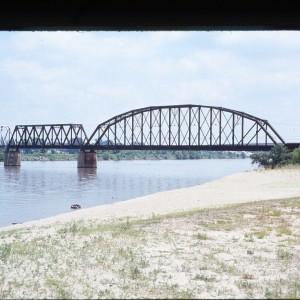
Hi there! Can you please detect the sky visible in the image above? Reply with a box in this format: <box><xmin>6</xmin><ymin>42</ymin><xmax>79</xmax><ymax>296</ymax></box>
<box><xmin>0</xmin><ymin>31</ymin><xmax>300</xmax><ymax>142</ymax></box>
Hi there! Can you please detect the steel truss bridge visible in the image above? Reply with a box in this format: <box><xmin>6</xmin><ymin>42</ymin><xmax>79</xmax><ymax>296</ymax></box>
<box><xmin>2</xmin><ymin>105</ymin><xmax>300</xmax><ymax>152</ymax></box>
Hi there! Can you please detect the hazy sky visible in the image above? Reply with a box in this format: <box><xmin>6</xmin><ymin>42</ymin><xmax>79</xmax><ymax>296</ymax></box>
<box><xmin>1</xmin><ymin>31</ymin><xmax>300</xmax><ymax>142</ymax></box>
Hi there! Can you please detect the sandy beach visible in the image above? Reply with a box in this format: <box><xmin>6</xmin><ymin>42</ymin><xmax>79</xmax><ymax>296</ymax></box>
<box><xmin>2</xmin><ymin>167</ymin><xmax>300</xmax><ymax>231</ymax></box>
<box><xmin>1</xmin><ymin>167</ymin><xmax>300</xmax><ymax>299</ymax></box>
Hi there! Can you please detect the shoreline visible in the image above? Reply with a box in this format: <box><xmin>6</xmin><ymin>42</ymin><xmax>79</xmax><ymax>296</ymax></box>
<box><xmin>2</xmin><ymin>167</ymin><xmax>300</xmax><ymax>232</ymax></box>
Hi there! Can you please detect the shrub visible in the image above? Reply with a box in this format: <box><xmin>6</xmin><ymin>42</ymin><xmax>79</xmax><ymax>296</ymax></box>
<box><xmin>250</xmin><ymin>144</ymin><xmax>292</xmax><ymax>168</ymax></box>
<box><xmin>291</xmin><ymin>146</ymin><xmax>300</xmax><ymax>164</ymax></box>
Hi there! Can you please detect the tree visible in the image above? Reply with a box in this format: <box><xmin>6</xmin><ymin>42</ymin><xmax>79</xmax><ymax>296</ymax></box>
<box><xmin>250</xmin><ymin>152</ymin><xmax>271</xmax><ymax>168</ymax></box>
<box><xmin>292</xmin><ymin>146</ymin><xmax>300</xmax><ymax>164</ymax></box>
<box><xmin>175</xmin><ymin>151</ymin><xmax>183</xmax><ymax>159</ymax></box>
<box><xmin>268</xmin><ymin>144</ymin><xmax>292</xmax><ymax>167</ymax></box>
<box><xmin>102</xmin><ymin>152</ymin><xmax>110</xmax><ymax>160</ymax></box>
<box><xmin>250</xmin><ymin>145</ymin><xmax>292</xmax><ymax>168</ymax></box>
<box><xmin>241</xmin><ymin>152</ymin><xmax>246</xmax><ymax>159</ymax></box>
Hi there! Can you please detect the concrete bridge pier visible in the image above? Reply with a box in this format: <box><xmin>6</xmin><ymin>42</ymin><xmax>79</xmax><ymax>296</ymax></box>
<box><xmin>77</xmin><ymin>149</ymin><xmax>97</xmax><ymax>168</ymax></box>
<box><xmin>4</xmin><ymin>150</ymin><xmax>21</xmax><ymax>167</ymax></box>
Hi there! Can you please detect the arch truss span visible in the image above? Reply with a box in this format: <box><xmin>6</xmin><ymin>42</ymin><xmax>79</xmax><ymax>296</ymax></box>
<box><xmin>0</xmin><ymin>125</ymin><xmax>12</xmax><ymax>149</ymax></box>
<box><xmin>7</xmin><ymin>124</ymin><xmax>88</xmax><ymax>150</ymax></box>
<box><xmin>87</xmin><ymin>105</ymin><xmax>286</xmax><ymax>151</ymax></box>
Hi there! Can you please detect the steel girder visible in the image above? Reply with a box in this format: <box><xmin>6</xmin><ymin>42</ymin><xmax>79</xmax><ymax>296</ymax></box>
<box><xmin>7</xmin><ymin>124</ymin><xmax>88</xmax><ymax>150</ymax></box>
<box><xmin>86</xmin><ymin>104</ymin><xmax>286</xmax><ymax>151</ymax></box>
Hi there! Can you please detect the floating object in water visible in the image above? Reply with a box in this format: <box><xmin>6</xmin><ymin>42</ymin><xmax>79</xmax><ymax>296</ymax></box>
<box><xmin>12</xmin><ymin>222</ymin><xmax>22</xmax><ymax>225</ymax></box>
<box><xmin>71</xmin><ymin>204</ymin><xmax>81</xmax><ymax>209</ymax></box>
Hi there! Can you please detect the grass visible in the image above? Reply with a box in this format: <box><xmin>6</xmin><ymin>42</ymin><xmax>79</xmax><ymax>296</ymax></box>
<box><xmin>276</xmin><ymin>247</ymin><xmax>293</xmax><ymax>260</ymax></box>
<box><xmin>0</xmin><ymin>196</ymin><xmax>299</xmax><ymax>299</ymax></box>
<box><xmin>194</xmin><ymin>232</ymin><xmax>210</xmax><ymax>240</ymax></box>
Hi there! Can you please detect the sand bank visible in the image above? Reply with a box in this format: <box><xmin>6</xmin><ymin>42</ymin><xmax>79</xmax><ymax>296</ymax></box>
<box><xmin>2</xmin><ymin>167</ymin><xmax>300</xmax><ymax>231</ymax></box>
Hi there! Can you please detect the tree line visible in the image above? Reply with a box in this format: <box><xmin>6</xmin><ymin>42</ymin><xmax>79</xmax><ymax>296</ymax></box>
<box><xmin>0</xmin><ymin>149</ymin><xmax>246</xmax><ymax>162</ymax></box>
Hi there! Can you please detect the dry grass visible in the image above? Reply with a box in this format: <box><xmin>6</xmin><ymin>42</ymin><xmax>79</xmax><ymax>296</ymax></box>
<box><xmin>0</xmin><ymin>197</ymin><xmax>300</xmax><ymax>299</ymax></box>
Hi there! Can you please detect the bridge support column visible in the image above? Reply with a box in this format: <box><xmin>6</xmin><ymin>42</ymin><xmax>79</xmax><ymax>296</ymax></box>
<box><xmin>77</xmin><ymin>149</ymin><xmax>97</xmax><ymax>168</ymax></box>
<box><xmin>4</xmin><ymin>150</ymin><xmax>21</xmax><ymax>167</ymax></box>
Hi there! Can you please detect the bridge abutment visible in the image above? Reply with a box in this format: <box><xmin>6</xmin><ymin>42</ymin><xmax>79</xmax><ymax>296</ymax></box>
<box><xmin>4</xmin><ymin>150</ymin><xmax>21</xmax><ymax>167</ymax></box>
<box><xmin>77</xmin><ymin>149</ymin><xmax>97</xmax><ymax>168</ymax></box>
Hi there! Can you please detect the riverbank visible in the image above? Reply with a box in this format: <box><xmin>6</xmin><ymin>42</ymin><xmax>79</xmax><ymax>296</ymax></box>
<box><xmin>0</xmin><ymin>167</ymin><xmax>299</xmax><ymax>298</ymax></box>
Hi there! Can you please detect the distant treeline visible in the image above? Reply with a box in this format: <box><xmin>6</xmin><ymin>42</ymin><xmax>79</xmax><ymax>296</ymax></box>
<box><xmin>96</xmin><ymin>150</ymin><xmax>247</xmax><ymax>160</ymax></box>
<box><xmin>0</xmin><ymin>149</ymin><xmax>248</xmax><ymax>162</ymax></box>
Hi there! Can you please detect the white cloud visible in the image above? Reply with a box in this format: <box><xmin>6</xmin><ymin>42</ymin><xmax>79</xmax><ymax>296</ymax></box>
<box><xmin>0</xmin><ymin>31</ymin><xmax>299</xmax><ymax>142</ymax></box>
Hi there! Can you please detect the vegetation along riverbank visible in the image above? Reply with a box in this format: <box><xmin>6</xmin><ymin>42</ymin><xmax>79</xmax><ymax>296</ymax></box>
<box><xmin>0</xmin><ymin>149</ymin><xmax>248</xmax><ymax>162</ymax></box>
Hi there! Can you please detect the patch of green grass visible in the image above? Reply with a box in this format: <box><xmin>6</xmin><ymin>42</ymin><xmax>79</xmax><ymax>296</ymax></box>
<box><xmin>219</xmin><ymin>262</ymin><xmax>237</xmax><ymax>274</ymax></box>
<box><xmin>11</xmin><ymin>240</ymin><xmax>39</xmax><ymax>256</ymax></box>
<box><xmin>266</xmin><ymin>209</ymin><xmax>282</xmax><ymax>217</ymax></box>
<box><xmin>57</xmin><ymin>221</ymin><xmax>83</xmax><ymax>235</ymax></box>
<box><xmin>206</xmin><ymin>219</ymin><xmax>237</xmax><ymax>232</ymax></box>
<box><xmin>203</xmin><ymin>252</ymin><xmax>216</xmax><ymax>262</ymax></box>
<box><xmin>0</xmin><ymin>229</ymin><xmax>19</xmax><ymax>239</ymax></box>
<box><xmin>276</xmin><ymin>225</ymin><xmax>292</xmax><ymax>237</ymax></box>
<box><xmin>130</xmin><ymin>265</ymin><xmax>141</xmax><ymax>280</ymax></box>
<box><xmin>286</xmin><ymin>279</ymin><xmax>300</xmax><ymax>299</ymax></box>
<box><xmin>279</xmin><ymin>197</ymin><xmax>300</xmax><ymax>209</ymax></box>
<box><xmin>46</xmin><ymin>278</ymin><xmax>60</xmax><ymax>288</ymax></box>
<box><xmin>193</xmin><ymin>273</ymin><xmax>216</xmax><ymax>282</ymax></box>
<box><xmin>160</xmin><ymin>284</ymin><xmax>195</xmax><ymax>299</ymax></box>
<box><xmin>46</xmin><ymin>278</ymin><xmax>71</xmax><ymax>299</ymax></box>
<box><xmin>0</xmin><ymin>243</ymin><xmax>12</xmax><ymax>262</ymax></box>
<box><xmin>264</xmin><ymin>287</ymin><xmax>273</xmax><ymax>299</ymax></box>
<box><xmin>242</xmin><ymin>273</ymin><xmax>255</xmax><ymax>280</ymax></box>
<box><xmin>264</xmin><ymin>278</ymin><xmax>300</xmax><ymax>299</ymax></box>
<box><xmin>235</xmin><ymin>279</ymin><xmax>255</xmax><ymax>290</ymax></box>
<box><xmin>276</xmin><ymin>247</ymin><xmax>293</xmax><ymax>260</ymax></box>
<box><xmin>194</xmin><ymin>232</ymin><xmax>210</xmax><ymax>240</ymax></box>
<box><xmin>253</xmin><ymin>229</ymin><xmax>269</xmax><ymax>239</ymax></box>
<box><xmin>244</xmin><ymin>232</ymin><xmax>254</xmax><ymax>242</ymax></box>
<box><xmin>112</xmin><ymin>219</ymin><xmax>142</xmax><ymax>238</ymax></box>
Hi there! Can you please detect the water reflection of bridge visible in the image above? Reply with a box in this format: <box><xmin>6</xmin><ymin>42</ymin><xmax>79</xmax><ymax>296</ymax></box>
<box><xmin>2</xmin><ymin>104</ymin><xmax>300</xmax><ymax>168</ymax></box>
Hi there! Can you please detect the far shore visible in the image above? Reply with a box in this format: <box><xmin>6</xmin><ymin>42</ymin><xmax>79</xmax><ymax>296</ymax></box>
<box><xmin>2</xmin><ymin>166</ymin><xmax>300</xmax><ymax>232</ymax></box>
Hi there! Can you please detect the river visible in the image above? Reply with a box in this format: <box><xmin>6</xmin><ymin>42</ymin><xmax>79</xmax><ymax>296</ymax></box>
<box><xmin>0</xmin><ymin>159</ymin><xmax>254</xmax><ymax>227</ymax></box>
